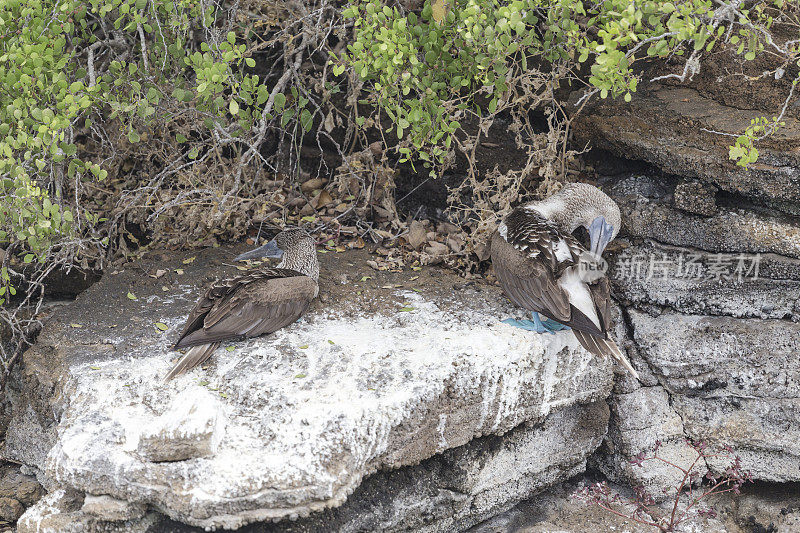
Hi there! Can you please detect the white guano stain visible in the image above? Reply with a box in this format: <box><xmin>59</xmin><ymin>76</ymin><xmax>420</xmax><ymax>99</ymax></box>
<box><xmin>437</xmin><ymin>414</ymin><xmax>448</xmax><ymax>450</ymax></box>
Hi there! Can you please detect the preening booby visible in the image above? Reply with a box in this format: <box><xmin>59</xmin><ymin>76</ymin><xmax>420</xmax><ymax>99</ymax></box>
<box><xmin>164</xmin><ymin>228</ymin><xmax>319</xmax><ymax>381</ymax></box>
<box><xmin>491</xmin><ymin>183</ymin><xmax>639</xmax><ymax>379</ymax></box>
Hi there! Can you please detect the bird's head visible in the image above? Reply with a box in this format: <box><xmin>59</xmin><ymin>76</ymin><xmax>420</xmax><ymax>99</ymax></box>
<box><xmin>235</xmin><ymin>228</ymin><xmax>319</xmax><ymax>279</ymax></box>
<box><xmin>529</xmin><ymin>183</ymin><xmax>621</xmax><ymax>256</ymax></box>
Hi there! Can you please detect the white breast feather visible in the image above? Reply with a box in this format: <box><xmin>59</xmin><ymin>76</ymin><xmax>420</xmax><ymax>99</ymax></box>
<box><xmin>498</xmin><ymin>223</ymin><xmax>508</xmax><ymax>240</ymax></box>
<box><xmin>552</xmin><ymin>238</ymin><xmax>572</xmax><ymax>263</ymax></box>
<box><xmin>558</xmin><ymin>268</ymin><xmax>601</xmax><ymax>330</ymax></box>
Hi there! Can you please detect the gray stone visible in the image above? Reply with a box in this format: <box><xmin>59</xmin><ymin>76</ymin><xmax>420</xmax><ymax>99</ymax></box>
<box><xmin>17</xmin><ymin>490</ymin><xmax>158</xmax><ymax>533</ymax></box>
<box><xmin>730</xmin><ymin>483</ymin><xmax>800</xmax><ymax>533</ymax></box>
<box><xmin>18</xmin><ymin>402</ymin><xmax>608</xmax><ymax>533</ymax></box>
<box><xmin>81</xmin><ymin>494</ymin><xmax>146</xmax><ymax>521</ymax></box>
<box><xmin>0</xmin><ymin>462</ymin><xmax>44</xmax><ymax>524</ymax></box>
<box><xmin>618</xmin><ymin>198</ymin><xmax>800</xmax><ymax>259</ymax></box>
<box><xmin>596</xmin><ymin>170</ymin><xmax>800</xmax><ymax>510</ymax></box>
<box><xmin>0</xmin><ymin>497</ymin><xmax>23</xmax><ymax>522</ymax></box>
<box><xmin>136</xmin><ymin>389</ymin><xmax>226</xmax><ymax>462</ymax></box>
<box><xmin>595</xmin><ymin>386</ymin><xmax>705</xmax><ymax>500</ymax></box>
<box><xmin>5</xmin><ymin>247</ymin><xmax>613</xmax><ymax>530</ymax></box>
<box><xmin>217</xmin><ymin>401</ymin><xmax>610</xmax><ymax>533</ymax></box>
<box><xmin>609</xmin><ymin>241</ymin><xmax>800</xmax><ymax>320</ymax></box>
<box><xmin>674</xmin><ymin>180</ymin><xmax>718</xmax><ymax>216</ymax></box>
<box><xmin>628</xmin><ymin>309</ymin><xmax>800</xmax><ymax>482</ymax></box>
<box><xmin>469</xmin><ymin>477</ymin><xmax>734</xmax><ymax>533</ymax></box>
<box><xmin>573</xmin><ymin>85</ymin><xmax>800</xmax><ymax>211</ymax></box>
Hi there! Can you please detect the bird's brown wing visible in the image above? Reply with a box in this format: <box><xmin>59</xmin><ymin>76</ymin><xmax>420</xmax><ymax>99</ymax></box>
<box><xmin>588</xmin><ymin>276</ymin><xmax>614</xmax><ymax>333</ymax></box>
<box><xmin>175</xmin><ymin>275</ymin><xmax>316</xmax><ymax>348</ymax></box>
<box><xmin>492</xmin><ymin>250</ymin><xmax>570</xmax><ymax>321</ymax></box>
<box><xmin>491</xmin><ymin>210</ymin><xmax>583</xmax><ymax>322</ymax></box>
<box><xmin>174</xmin><ymin>268</ymin><xmax>312</xmax><ymax>349</ymax></box>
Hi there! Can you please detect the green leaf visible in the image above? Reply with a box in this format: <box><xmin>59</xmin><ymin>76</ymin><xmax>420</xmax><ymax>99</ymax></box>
<box><xmin>300</xmin><ymin>109</ymin><xmax>313</xmax><ymax>132</ymax></box>
<box><xmin>281</xmin><ymin>108</ymin><xmax>295</xmax><ymax>127</ymax></box>
<box><xmin>230</xmin><ymin>100</ymin><xmax>239</xmax><ymax>115</ymax></box>
<box><xmin>274</xmin><ymin>93</ymin><xmax>286</xmax><ymax>112</ymax></box>
<box><xmin>398</xmin><ymin>306</ymin><xmax>416</xmax><ymax>312</ymax></box>
<box><xmin>256</xmin><ymin>85</ymin><xmax>269</xmax><ymax>105</ymax></box>
<box><xmin>155</xmin><ymin>322</ymin><xmax>169</xmax><ymax>331</ymax></box>
<box><xmin>245</xmin><ymin>57</ymin><xmax>256</xmax><ymax>68</ymax></box>
<box><xmin>127</xmin><ymin>291</ymin><xmax>138</xmax><ymax>300</ymax></box>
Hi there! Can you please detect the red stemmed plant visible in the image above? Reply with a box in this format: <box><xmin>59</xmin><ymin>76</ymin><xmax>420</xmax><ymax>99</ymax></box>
<box><xmin>575</xmin><ymin>439</ymin><xmax>753</xmax><ymax>532</ymax></box>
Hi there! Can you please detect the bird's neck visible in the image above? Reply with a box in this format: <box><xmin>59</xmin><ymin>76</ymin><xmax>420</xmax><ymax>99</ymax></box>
<box><xmin>277</xmin><ymin>252</ymin><xmax>319</xmax><ymax>281</ymax></box>
<box><xmin>526</xmin><ymin>198</ymin><xmax>577</xmax><ymax>233</ymax></box>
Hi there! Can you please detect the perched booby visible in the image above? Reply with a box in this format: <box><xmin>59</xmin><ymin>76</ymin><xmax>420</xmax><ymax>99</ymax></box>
<box><xmin>164</xmin><ymin>228</ymin><xmax>319</xmax><ymax>381</ymax></box>
<box><xmin>491</xmin><ymin>183</ymin><xmax>639</xmax><ymax>379</ymax></box>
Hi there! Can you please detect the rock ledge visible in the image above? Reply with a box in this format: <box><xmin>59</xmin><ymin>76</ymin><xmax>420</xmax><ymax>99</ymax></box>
<box><xmin>5</xmin><ymin>248</ymin><xmax>612</xmax><ymax>529</ymax></box>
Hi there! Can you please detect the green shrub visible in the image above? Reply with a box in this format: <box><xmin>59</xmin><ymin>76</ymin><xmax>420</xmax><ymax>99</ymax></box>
<box><xmin>338</xmin><ymin>0</ymin><xmax>798</xmax><ymax>171</ymax></box>
<box><xmin>0</xmin><ymin>0</ymin><xmax>322</xmax><ymax>299</ymax></box>
<box><xmin>0</xmin><ymin>0</ymin><xmax>333</xmax><ymax>380</ymax></box>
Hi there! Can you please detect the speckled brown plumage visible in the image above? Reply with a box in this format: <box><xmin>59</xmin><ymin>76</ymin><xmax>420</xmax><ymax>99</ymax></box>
<box><xmin>164</xmin><ymin>229</ymin><xmax>319</xmax><ymax>381</ymax></box>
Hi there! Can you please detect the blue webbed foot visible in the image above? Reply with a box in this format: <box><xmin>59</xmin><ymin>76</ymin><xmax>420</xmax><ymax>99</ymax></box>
<box><xmin>502</xmin><ymin>318</ymin><xmax>550</xmax><ymax>332</ymax></box>
<box><xmin>538</xmin><ymin>312</ymin><xmax>570</xmax><ymax>333</ymax></box>
<box><xmin>502</xmin><ymin>312</ymin><xmax>570</xmax><ymax>334</ymax></box>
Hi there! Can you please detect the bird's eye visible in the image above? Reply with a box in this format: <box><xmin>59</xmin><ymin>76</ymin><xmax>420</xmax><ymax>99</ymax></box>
<box><xmin>572</xmin><ymin>226</ymin><xmax>589</xmax><ymax>248</ymax></box>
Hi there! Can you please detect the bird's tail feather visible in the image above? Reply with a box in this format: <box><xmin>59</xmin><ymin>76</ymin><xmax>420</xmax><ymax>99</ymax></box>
<box><xmin>163</xmin><ymin>342</ymin><xmax>220</xmax><ymax>381</ymax></box>
<box><xmin>572</xmin><ymin>330</ymin><xmax>640</xmax><ymax>380</ymax></box>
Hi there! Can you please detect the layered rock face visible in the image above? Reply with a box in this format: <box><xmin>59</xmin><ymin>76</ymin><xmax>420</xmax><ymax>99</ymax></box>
<box><xmin>574</xmin><ymin>77</ymin><xmax>800</xmax><ymax>498</ymax></box>
<box><xmin>573</xmin><ymin>84</ymin><xmax>800</xmax><ymax>211</ymax></box>
<box><xmin>4</xmin><ymin>248</ymin><xmax>612</xmax><ymax>531</ymax></box>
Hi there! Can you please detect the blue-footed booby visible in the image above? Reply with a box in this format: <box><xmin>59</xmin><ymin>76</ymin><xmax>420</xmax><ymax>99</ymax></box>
<box><xmin>491</xmin><ymin>183</ymin><xmax>639</xmax><ymax>379</ymax></box>
<box><xmin>164</xmin><ymin>228</ymin><xmax>319</xmax><ymax>381</ymax></box>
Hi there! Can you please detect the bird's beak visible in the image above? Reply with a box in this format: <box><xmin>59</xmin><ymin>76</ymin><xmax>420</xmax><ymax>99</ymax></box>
<box><xmin>588</xmin><ymin>216</ymin><xmax>614</xmax><ymax>256</ymax></box>
<box><xmin>234</xmin><ymin>239</ymin><xmax>284</xmax><ymax>261</ymax></box>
